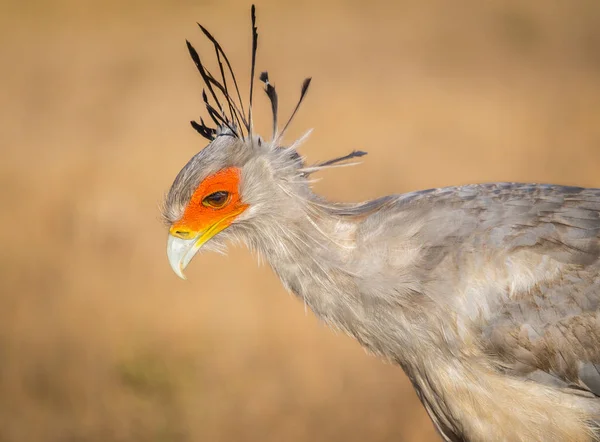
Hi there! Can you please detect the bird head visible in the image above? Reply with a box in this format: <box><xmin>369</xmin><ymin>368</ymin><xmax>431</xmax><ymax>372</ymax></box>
<box><xmin>162</xmin><ymin>5</ymin><xmax>366</xmax><ymax>279</ymax></box>
<box><xmin>163</xmin><ymin>130</ymin><xmax>309</xmax><ymax>279</ymax></box>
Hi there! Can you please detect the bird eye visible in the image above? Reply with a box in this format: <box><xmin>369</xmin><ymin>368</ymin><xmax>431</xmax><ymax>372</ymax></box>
<box><xmin>202</xmin><ymin>191</ymin><xmax>230</xmax><ymax>208</ymax></box>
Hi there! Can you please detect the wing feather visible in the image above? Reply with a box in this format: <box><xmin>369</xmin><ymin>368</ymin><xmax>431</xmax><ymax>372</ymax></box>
<box><xmin>438</xmin><ymin>184</ymin><xmax>600</xmax><ymax>396</ymax></box>
<box><xmin>388</xmin><ymin>183</ymin><xmax>600</xmax><ymax>396</ymax></box>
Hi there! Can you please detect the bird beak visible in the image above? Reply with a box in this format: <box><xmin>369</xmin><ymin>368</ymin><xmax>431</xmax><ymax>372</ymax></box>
<box><xmin>166</xmin><ymin>233</ymin><xmax>201</xmax><ymax>280</ymax></box>
<box><xmin>166</xmin><ymin>206</ymin><xmax>248</xmax><ymax>279</ymax></box>
<box><xmin>166</xmin><ymin>215</ymin><xmax>239</xmax><ymax>279</ymax></box>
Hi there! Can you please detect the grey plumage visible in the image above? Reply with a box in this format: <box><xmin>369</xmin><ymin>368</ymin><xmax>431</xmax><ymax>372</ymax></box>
<box><xmin>163</xmin><ymin>6</ymin><xmax>600</xmax><ymax>441</ymax></box>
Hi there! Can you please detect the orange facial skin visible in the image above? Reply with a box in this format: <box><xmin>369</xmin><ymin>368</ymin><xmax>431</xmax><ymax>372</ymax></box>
<box><xmin>170</xmin><ymin>167</ymin><xmax>248</xmax><ymax>239</ymax></box>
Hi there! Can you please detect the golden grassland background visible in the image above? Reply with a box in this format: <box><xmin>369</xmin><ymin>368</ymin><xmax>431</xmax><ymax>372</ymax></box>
<box><xmin>1</xmin><ymin>0</ymin><xmax>600</xmax><ymax>440</ymax></box>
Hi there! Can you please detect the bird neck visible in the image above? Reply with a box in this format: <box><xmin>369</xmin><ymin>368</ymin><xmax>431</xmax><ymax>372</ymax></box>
<box><xmin>251</xmin><ymin>188</ymin><xmax>436</xmax><ymax>351</ymax></box>
<box><xmin>253</xmin><ymin>192</ymin><xmax>362</xmax><ymax>328</ymax></box>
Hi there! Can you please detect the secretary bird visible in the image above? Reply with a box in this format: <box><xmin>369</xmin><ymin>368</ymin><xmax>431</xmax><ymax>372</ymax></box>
<box><xmin>162</xmin><ymin>6</ymin><xmax>600</xmax><ymax>441</ymax></box>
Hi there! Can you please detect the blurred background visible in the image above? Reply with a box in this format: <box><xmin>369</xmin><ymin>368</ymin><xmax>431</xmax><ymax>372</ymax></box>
<box><xmin>1</xmin><ymin>0</ymin><xmax>600</xmax><ymax>440</ymax></box>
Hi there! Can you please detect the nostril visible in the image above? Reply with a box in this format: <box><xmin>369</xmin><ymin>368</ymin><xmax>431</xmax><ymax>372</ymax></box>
<box><xmin>173</xmin><ymin>229</ymin><xmax>191</xmax><ymax>239</ymax></box>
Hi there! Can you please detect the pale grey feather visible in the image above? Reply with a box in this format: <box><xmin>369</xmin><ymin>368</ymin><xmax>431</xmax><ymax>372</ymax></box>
<box><xmin>163</xmin><ymin>7</ymin><xmax>600</xmax><ymax>441</ymax></box>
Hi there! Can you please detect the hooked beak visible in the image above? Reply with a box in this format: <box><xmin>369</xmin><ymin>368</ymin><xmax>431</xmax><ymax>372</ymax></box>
<box><xmin>167</xmin><ymin>215</ymin><xmax>240</xmax><ymax>279</ymax></box>
<box><xmin>167</xmin><ymin>234</ymin><xmax>201</xmax><ymax>280</ymax></box>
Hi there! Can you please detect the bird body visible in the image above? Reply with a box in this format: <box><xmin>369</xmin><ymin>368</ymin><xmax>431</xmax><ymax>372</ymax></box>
<box><xmin>163</xmin><ymin>7</ymin><xmax>600</xmax><ymax>441</ymax></box>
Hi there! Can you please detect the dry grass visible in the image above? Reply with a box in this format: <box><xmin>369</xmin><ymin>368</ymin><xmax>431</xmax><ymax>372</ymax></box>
<box><xmin>1</xmin><ymin>0</ymin><xmax>599</xmax><ymax>440</ymax></box>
